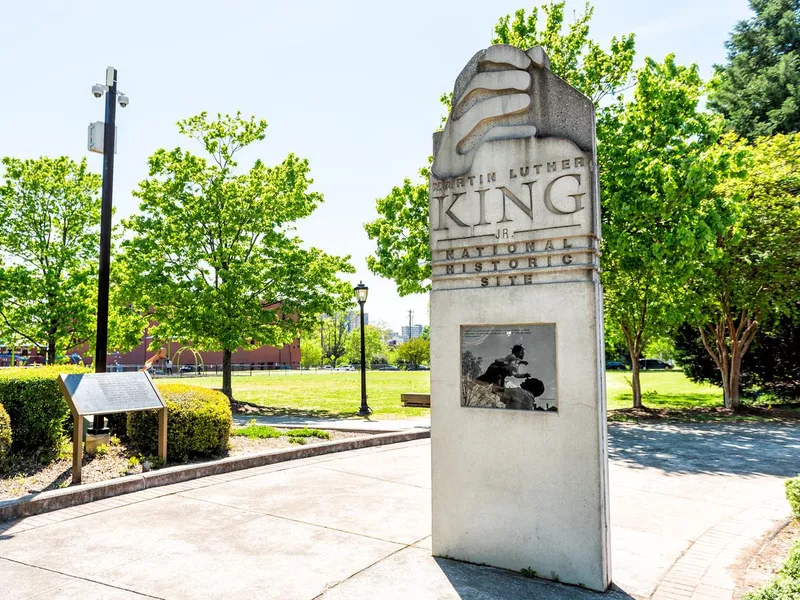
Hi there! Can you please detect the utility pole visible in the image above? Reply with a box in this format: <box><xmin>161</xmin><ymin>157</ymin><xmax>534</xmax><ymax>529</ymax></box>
<box><xmin>407</xmin><ymin>310</ymin><xmax>414</xmax><ymax>341</ymax></box>
<box><xmin>88</xmin><ymin>67</ymin><xmax>129</xmax><ymax>437</ymax></box>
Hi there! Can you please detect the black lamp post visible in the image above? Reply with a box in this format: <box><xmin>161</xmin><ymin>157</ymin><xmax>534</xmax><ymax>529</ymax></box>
<box><xmin>88</xmin><ymin>67</ymin><xmax>129</xmax><ymax>436</ymax></box>
<box><xmin>354</xmin><ymin>282</ymin><xmax>371</xmax><ymax>416</ymax></box>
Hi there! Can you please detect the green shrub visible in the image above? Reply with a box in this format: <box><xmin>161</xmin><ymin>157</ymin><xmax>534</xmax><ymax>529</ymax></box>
<box><xmin>105</xmin><ymin>412</ymin><xmax>128</xmax><ymax>439</ymax></box>
<box><xmin>231</xmin><ymin>421</ymin><xmax>282</xmax><ymax>439</ymax></box>
<box><xmin>94</xmin><ymin>443</ymin><xmax>109</xmax><ymax>457</ymax></box>
<box><xmin>786</xmin><ymin>476</ymin><xmax>800</xmax><ymax>519</ymax></box>
<box><xmin>0</xmin><ymin>402</ymin><xmax>11</xmax><ymax>471</ymax></box>
<box><xmin>127</xmin><ymin>384</ymin><xmax>232</xmax><ymax>461</ymax></box>
<box><xmin>0</xmin><ymin>366</ymin><xmax>88</xmax><ymax>460</ymax></box>
<box><xmin>285</xmin><ymin>428</ymin><xmax>330</xmax><ymax>439</ymax></box>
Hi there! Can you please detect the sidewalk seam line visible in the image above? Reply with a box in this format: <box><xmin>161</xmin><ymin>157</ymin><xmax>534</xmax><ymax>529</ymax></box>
<box><xmin>0</xmin><ymin>556</ymin><xmax>164</xmax><ymax>599</ymax></box>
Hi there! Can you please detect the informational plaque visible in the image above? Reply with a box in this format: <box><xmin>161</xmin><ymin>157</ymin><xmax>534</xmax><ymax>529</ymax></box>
<box><xmin>59</xmin><ymin>372</ymin><xmax>167</xmax><ymax>484</ymax></box>
<box><xmin>60</xmin><ymin>372</ymin><xmax>165</xmax><ymax>415</ymax></box>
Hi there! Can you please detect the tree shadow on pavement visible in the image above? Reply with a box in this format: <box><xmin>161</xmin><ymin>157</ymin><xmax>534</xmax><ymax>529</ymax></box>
<box><xmin>230</xmin><ymin>400</ymin><xmax>359</xmax><ymax>419</ymax></box>
<box><xmin>608</xmin><ymin>421</ymin><xmax>800</xmax><ymax>477</ymax></box>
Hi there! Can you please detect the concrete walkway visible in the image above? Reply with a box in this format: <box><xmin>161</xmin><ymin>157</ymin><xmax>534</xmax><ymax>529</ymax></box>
<box><xmin>1</xmin><ymin>421</ymin><xmax>796</xmax><ymax>599</ymax></box>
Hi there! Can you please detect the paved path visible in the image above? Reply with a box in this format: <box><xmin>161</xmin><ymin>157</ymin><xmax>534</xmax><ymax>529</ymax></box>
<box><xmin>0</xmin><ymin>421</ymin><xmax>796</xmax><ymax>599</ymax></box>
<box><xmin>609</xmin><ymin>421</ymin><xmax>797</xmax><ymax>599</ymax></box>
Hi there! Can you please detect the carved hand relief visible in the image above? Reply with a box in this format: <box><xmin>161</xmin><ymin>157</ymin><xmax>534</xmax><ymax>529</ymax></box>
<box><xmin>429</xmin><ymin>45</ymin><xmax>600</xmax><ymax>290</ymax></box>
<box><xmin>433</xmin><ymin>46</ymin><xmax>549</xmax><ymax>180</ymax></box>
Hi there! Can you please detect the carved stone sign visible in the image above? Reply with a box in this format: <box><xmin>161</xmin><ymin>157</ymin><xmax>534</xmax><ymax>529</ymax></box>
<box><xmin>429</xmin><ymin>45</ymin><xmax>610</xmax><ymax>592</ymax></box>
<box><xmin>58</xmin><ymin>372</ymin><xmax>167</xmax><ymax>484</ymax></box>
<box><xmin>430</xmin><ymin>45</ymin><xmax>599</xmax><ymax>292</ymax></box>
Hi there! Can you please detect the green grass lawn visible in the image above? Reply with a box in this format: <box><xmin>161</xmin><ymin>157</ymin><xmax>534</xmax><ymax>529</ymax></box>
<box><xmin>186</xmin><ymin>369</ymin><xmax>725</xmax><ymax>418</ymax></box>
<box><xmin>189</xmin><ymin>371</ymin><xmax>432</xmax><ymax>419</ymax></box>
<box><xmin>606</xmin><ymin>370</ymin><xmax>722</xmax><ymax>410</ymax></box>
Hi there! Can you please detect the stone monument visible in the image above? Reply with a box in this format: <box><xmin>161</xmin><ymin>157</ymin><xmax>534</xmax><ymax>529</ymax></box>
<box><xmin>429</xmin><ymin>45</ymin><xmax>610</xmax><ymax>591</ymax></box>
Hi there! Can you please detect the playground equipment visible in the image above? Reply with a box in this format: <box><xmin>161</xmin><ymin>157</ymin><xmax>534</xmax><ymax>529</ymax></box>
<box><xmin>141</xmin><ymin>348</ymin><xmax>167</xmax><ymax>372</ymax></box>
<box><xmin>172</xmin><ymin>346</ymin><xmax>205</xmax><ymax>375</ymax></box>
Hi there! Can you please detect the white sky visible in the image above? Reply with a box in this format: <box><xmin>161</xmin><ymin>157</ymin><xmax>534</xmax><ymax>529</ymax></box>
<box><xmin>0</xmin><ymin>0</ymin><xmax>751</xmax><ymax>332</ymax></box>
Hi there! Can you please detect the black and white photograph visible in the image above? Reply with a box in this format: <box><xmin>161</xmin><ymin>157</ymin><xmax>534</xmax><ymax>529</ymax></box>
<box><xmin>461</xmin><ymin>324</ymin><xmax>557</xmax><ymax>411</ymax></box>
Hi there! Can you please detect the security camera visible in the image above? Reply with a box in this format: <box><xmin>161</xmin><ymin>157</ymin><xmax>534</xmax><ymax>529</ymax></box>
<box><xmin>118</xmin><ymin>94</ymin><xmax>129</xmax><ymax>108</ymax></box>
<box><xmin>92</xmin><ymin>84</ymin><xmax>105</xmax><ymax>98</ymax></box>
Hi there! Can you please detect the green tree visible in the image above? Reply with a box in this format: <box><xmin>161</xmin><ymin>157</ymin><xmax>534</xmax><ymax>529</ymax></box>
<box><xmin>119</xmin><ymin>113</ymin><xmax>353</xmax><ymax>399</ymax></box>
<box><xmin>492</xmin><ymin>1</ymin><xmax>635</xmax><ymax>103</ymax></box>
<box><xmin>364</xmin><ymin>168</ymin><xmax>432</xmax><ymax>296</ymax></box>
<box><xmin>300</xmin><ymin>335</ymin><xmax>322</xmax><ymax>369</ymax></box>
<box><xmin>396</xmin><ymin>337</ymin><xmax>430</xmax><ymax>368</ymax></box>
<box><xmin>599</xmin><ymin>56</ymin><xmax>736</xmax><ymax>407</ymax></box>
<box><xmin>708</xmin><ymin>0</ymin><xmax>800</xmax><ymax>139</ymax></box>
<box><xmin>319</xmin><ymin>312</ymin><xmax>351</xmax><ymax>368</ymax></box>
<box><xmin>674</xmin><ymin>317</ymin><xmax>800</xmax><ymax>402</ymax></box>
<box><xmin>687</xmin><ymin>134</ymin><xmax>800</xmax><ymax>409</ymax></box>
<box><xmin>0</xmin><ymin>157</ymin><xmax>101</xmax><ymax>363</ymax></box>
<box><xmin>364</xmin><ymin>1</ymin><xmax>635</xmax><ymax>296</ymax></box>
<box><xmin>344</xmin><ymin>325</ymin><xmax>387</xmax><ymax>366</ymax></box>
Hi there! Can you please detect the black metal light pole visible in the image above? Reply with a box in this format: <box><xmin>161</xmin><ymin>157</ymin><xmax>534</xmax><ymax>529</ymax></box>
<box><xmin>89</xmin><ymin>67</ymin><xmax>128</xmax><ymax>435</ymax></box>
<box><xmin>354</xmin><ymin>282</ymin><xmax>371</xmax><ymax>416</ymax></box>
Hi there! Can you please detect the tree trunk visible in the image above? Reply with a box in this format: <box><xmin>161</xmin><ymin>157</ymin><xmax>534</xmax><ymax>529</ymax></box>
<box><xmin>622</xmin><ymin>325</ymin><xmax>644</xmax><ymax>408</ymax></box>
<box><xmin>47</xmin><ymin>338</ymin><xmax>56</xmax><ymax>365</ymax></box>
<box><xmin>630</xmin><ymin>358</ymin><xmax>643</xmax><ymax>408</ymax></box>
<box><xmin>222</xmin><ymin>349</ymin><xmax>233</xmax><ymax>400</ymax></box>
<box><xmin>719</xmin><ymin>359</ymin><xmax>732</xmax><ymax>409</ymax></box>
<box><xmin>727</xmin><ymin>369</ymin><xmax>741</xmax><ymax>411</ymax></box>
<box><xmin>725</xmin><ymin>347</ymin><xmax>744</xmax><ymax>411</ymax></box>
<box><xmin>698</xmin><ymin>310</ymin><xmax>758</xmax><ymax>414</ymax></box>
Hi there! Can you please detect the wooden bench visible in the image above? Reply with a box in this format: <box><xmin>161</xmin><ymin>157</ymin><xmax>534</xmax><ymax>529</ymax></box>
<box><xmin>401</xmin><ymin>393</ymin><xmax>431</xmax><ymax>407</ymax></box>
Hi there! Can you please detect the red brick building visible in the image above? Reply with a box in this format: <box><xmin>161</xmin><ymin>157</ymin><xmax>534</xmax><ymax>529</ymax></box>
<box><xmin>1</xmin><ymin>337</ymin><xmax>300</xmax><ymax>370</ymax></box>
<box><xmin>113</xmin><ymin>333</ymin><xmax>300</xmax><ymax>370</ymax></box>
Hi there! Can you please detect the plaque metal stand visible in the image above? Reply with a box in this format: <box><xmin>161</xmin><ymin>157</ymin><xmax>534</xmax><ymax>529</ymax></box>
<box><xmin>58</xmin><ymin>371</ymin><xmax>168</xmax><ymax>484</ymax></box>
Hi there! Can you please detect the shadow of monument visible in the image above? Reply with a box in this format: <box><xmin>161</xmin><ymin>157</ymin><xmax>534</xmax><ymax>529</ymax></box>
<box><xmin>433</xmin><ymin>557</ymin><xmax>636</xmax><ymax>599</ymax></box>
<box><xmin>608</xmin><ymin>421</ymin><xmax>800</xmax><ymax>477</ymax></box>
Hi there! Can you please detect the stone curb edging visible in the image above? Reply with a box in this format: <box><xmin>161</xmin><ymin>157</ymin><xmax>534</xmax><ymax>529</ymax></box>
<box><xmin>0</xmin><ymin>428</ymin><xmax>430</xmax><ymax>524</ymax></box>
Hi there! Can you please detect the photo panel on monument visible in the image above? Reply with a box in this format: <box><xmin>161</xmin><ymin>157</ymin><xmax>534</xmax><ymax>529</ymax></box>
<box><xmin>460</xmin><ymin>324</ymin><xmax>556</xmax><ymax>411</ymax></box>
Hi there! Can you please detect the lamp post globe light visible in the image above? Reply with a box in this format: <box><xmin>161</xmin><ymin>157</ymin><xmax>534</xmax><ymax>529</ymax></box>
<box><xmin>87</xmin><ymin>66</ymin><xmax>129</xmax><ymax>438</ymax></box>
<box><xmin>354</xmin><ymin>282</ymin><xmax>371</xmax><ymax>417</ymax></box>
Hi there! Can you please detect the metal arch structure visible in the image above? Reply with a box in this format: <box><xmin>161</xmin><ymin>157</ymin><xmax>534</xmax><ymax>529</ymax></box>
<box><xmin>172</xmin><ymin>346</ymin><xmax>205</xmax><ymax>375</ymax></box>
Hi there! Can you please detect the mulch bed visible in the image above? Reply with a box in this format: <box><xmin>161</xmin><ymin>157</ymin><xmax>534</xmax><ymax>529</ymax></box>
<box><xmin>734</xmin><ymin>519</ymin><xmax>800</xmax><ymax>599</ymax></box>
<box><xmin>608</xmin><ymin>405</ymin><xmax>800</xmax><ymax>422</ymax></box>
<box><xmin>0</xmin><ymin>427</ymin><xmax>366</xmax><ymax>501</ymax></box>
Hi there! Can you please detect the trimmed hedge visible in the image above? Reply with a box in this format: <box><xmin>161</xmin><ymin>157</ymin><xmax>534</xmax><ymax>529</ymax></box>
<box><xmin>787</xmin><ymin>476</ymin><xmax>800</xmax><ymax>519</ymax></box>
<box><xmin>127</xmin><ymin>383</ymin><xmax>232</xmax><ymax>461</ymax></box>
<box><xmin>0</xmin><ymin>402</ymin><xmax>11</xmax><ymax>471</ymax></box>
<box><xmin>0</xmin><ymin>366</ymin><xmax>88</xmax><ymax>460</ymax></box>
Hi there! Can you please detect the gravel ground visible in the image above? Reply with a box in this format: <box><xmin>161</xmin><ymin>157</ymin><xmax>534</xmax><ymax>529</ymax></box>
<box><xmin>0</xmin><ymin>429</ymin><xmax>367</xmax><ymax>501</ymax></box>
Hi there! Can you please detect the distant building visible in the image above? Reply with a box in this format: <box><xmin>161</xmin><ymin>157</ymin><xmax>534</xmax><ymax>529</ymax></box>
<box><xmin>345</xmin><ymin>310</ymin><xmax>369</xmax><ymax>332</ymax></box>
<box><xmin>402</xmin><ymin>324</ymin><xmax>424</xmax><ymax>341</ymax></box>
<box><xmin>387</xmin><ymin>332</ymin><xmax>404</xmax><ymax>347</ymax></box>
<box><xmin>113</xmin><ymin>333</ymin><xmax>300</xmax><ymax>370</ymax></box>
